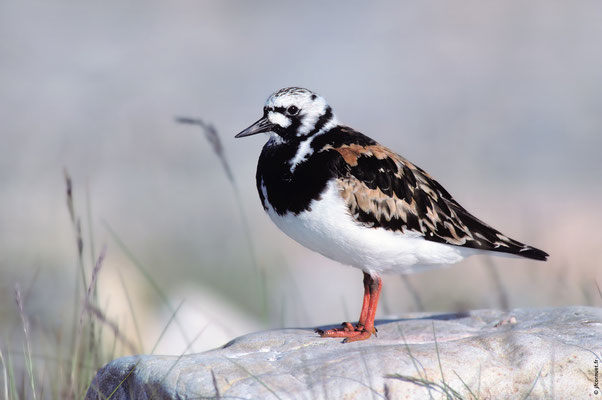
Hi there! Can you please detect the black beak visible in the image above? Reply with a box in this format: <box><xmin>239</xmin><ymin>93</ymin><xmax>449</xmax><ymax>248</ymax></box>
<box><xmin>235</xmin><ymin>116</ymin><xmax>274</xmax><ymax>138</ymax></box>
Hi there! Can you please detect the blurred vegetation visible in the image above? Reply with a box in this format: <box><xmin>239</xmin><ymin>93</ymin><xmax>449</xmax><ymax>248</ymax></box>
<box><xmin>1</xmin><ymin>174</ymin><xmax>120</xmax><ymax>399</ymax></box>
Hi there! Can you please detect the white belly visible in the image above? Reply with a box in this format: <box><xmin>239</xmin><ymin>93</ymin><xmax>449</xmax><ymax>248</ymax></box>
<box><xmin>264</xmin><ymin>180</ymin><xmax>478</xmax><ymax>275</ymax></box>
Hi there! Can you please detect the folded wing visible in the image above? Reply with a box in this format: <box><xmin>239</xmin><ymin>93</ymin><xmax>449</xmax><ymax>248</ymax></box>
<box><xmin>322</xmin><ymin>130</ymin><xmax>548</xmax><ymax>261</ymax></box>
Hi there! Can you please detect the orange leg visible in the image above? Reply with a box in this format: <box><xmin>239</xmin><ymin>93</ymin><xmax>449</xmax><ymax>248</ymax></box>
<box><xmin>315</xmin><ymin>272</ymin><xmax>382</xmax><ymax>343</ymax></box>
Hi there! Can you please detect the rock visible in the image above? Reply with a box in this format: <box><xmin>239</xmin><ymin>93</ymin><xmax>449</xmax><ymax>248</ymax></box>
<box><xmin>86</xmin><ymin>307</ymin><xmax>602</xmax><ymax>399</ymax></box>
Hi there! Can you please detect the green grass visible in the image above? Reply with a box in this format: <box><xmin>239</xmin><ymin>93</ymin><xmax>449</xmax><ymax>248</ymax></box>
<box><xmin>1</xmin><ymin>175</ymin><xmax>94</xmax><ymax>398</ymax></box>
<box><xmin>0</xmin><ymin>116</ymin><xmax>274</xmax><ymax>399</ymax></box>
<box><xmin>385</xmin><ymin>322</ymin><xmax>556</xmax><ymax>400</ymax></box>
<box><xmin>0</xmin><ymin>117</ymin><xmax>273</xmax><ymax>399</ymax></box>
<box><xmin>0</xmin><ymin>172</ymin><xmax>192</xmax><ymax>399</ymax></box>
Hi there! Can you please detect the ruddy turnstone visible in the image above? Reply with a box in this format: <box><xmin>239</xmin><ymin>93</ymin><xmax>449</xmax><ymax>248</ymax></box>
<box><xmin>235</xmin><ymin>87</ymin><xmax>548</xmax><ymax>342</ymax></box>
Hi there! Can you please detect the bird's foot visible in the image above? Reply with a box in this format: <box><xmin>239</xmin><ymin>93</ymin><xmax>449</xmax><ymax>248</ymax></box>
<box><xmin>315</xmin><ymin>322</ymin><xmax>377</xmax><ymax>343</ymax></box>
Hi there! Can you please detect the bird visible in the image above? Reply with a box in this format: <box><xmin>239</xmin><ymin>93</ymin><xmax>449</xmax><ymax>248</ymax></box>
<box><xmin>235</xmin><ymin>87</ymin><xmax>548</xmax><ymax>343</ymax></box>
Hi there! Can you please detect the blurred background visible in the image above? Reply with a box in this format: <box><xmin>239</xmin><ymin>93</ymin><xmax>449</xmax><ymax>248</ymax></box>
<box><xmin>1</xmin><ymin>1</ymin><xmax>601</xmax><ymax>392</ymax></box>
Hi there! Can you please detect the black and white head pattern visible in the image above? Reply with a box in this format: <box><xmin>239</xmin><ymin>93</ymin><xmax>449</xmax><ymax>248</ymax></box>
<box><xmin>264</xmin><ymin>87</ymin><xmax>338</xmax><ymax>140</ymax></box>
<box><xmin>236</xmin><ymin>87</ymin><xmax>340</xmax><ymax>172</ymax></box>
<box><xmin>263</xmin><ymin>87</ymin><xmax>338</xmax><ymax>143</ymax></box>
<box><xmin>236</xmin><ymin>87</ymin><xmax>338</xmax><ymax>142</ymax></box>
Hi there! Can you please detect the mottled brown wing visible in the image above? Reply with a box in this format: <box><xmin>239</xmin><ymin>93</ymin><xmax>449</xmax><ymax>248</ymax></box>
<box><xmin>324</xmin><ymin>141</ymin><xmax>548</xmax><ymax>260</ymax></box>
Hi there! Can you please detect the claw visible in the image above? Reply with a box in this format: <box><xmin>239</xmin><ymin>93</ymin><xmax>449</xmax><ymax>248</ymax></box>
<box><xmin>343</xmin><ymin>329</ymin><xmax>372</xmax><ymax>343</ymax></box>
<box><xmin>316</xmin><ymin>323</ymin><xmax>373</xmax><ymax>342</ymax></box>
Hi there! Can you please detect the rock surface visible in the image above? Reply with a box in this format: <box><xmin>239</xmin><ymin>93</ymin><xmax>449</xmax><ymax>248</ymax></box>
<box><xmin>86</xmin><ymin>307</ymin><xmax>602</xmax><ymax>399</ymax></box>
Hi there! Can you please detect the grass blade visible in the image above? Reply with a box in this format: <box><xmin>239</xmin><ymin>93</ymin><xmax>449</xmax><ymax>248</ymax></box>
<box><xmin>452</xmin><ymin>370</ymin><xmax>478</xmax><ymax>399</ymax></box>
<box><xmin>522</xmin><ymin>367</ymin><xmax>542</xmax><ymax>399</ymax></box>
<box><xmin>104</xmin><ymin>360</ymin><xmax>141</xmax><ymax>400</ymax></box>
<box><xmin>151</xmin><ymin>300</ymin><xmax>185</xmax><ymax>355</ymax></box>
<box><xmin>102</xmin><ymin>220</ymin><xmax>191</xmax><ymax>345</ymax></box>
<box><xmin>175</xmin><ymin>116</ymin><xmax>269</xmax><ymax>322</ymax></box>
<box><xmin>174</xmin><ymin>117</ymin><xmax>232</xmax><ymax>181</ymax></box>
<box><xmin>0</xmin><ymin>345</ymin><xmax>9</xmax><ymax>400</ymax></box>
<box><xmin>401</xmin><ymin>275</ymin><xmax>425</xmax><ymax>312</ymax></box>
<box><xmin>14</xmin><ymin>285</ymin><xmax>36</xmax><ymax>400</ymax></box>
<box><xmin>224</xmin><ymin>357</ymin><xmax>282</xmax><ymax>400</ymax></box>
<box><xmin>484</xmin><ymin>258</ymin><xmax>509</xmax><ymax>310</ymax></box>
<box><xmin>84</xmin><ymin>303</ymin><xmax>138</xmax><ymax>355</ymax></box>
<box><xmin>158</xmin><ymin>323</ymin><xmax>209</xmax><ymax>387</ymax></box>
<box><xmin>117</xmin><ymin>269</ymin><xmax>144</xmax><ymax>354</ymax></box>
<box><xmin>432</xmin><ymin>322</ymin><xmax>447</xmax><ymax>397</ymax></box>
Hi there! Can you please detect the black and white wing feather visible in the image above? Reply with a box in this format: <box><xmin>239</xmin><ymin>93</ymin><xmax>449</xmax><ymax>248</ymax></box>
<box><xmin>321</xmin><ymin>127</ymin><xmax>548</xmax><ymax>261</ymax></box>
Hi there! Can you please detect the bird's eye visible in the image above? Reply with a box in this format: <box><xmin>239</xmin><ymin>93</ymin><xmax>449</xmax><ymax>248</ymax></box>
<box><xmin>287</xmin><ymin>105</ymin><xmax>299</xmax><ymax>115</ymax></box>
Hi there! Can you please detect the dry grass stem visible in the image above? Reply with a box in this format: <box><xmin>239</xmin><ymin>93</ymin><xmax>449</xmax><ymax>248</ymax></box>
<box><xmin>175</xmin><ymin>117</ymin><xmax>233</xmax><ymax>181</ymax></box>
<box><xmin>175</xmin><ymin>116</ymin><xmax>267</xmax><ymax>320</ymax></box>
<box><xmin>14</xmin><ymin>285</ymin><xmax>37</xmax><ymax>400</ymax></box>
<box><xmin>84</xmin><ymin>303</ymin><xmax>138</xmax><ymax>355</ymax></box>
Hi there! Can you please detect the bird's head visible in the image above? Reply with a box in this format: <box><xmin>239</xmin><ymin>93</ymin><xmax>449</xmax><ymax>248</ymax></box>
<box><xmin>235</xmin><ymin>87</ymin><xmax>338</xmax><ymax>142</ymax></box>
